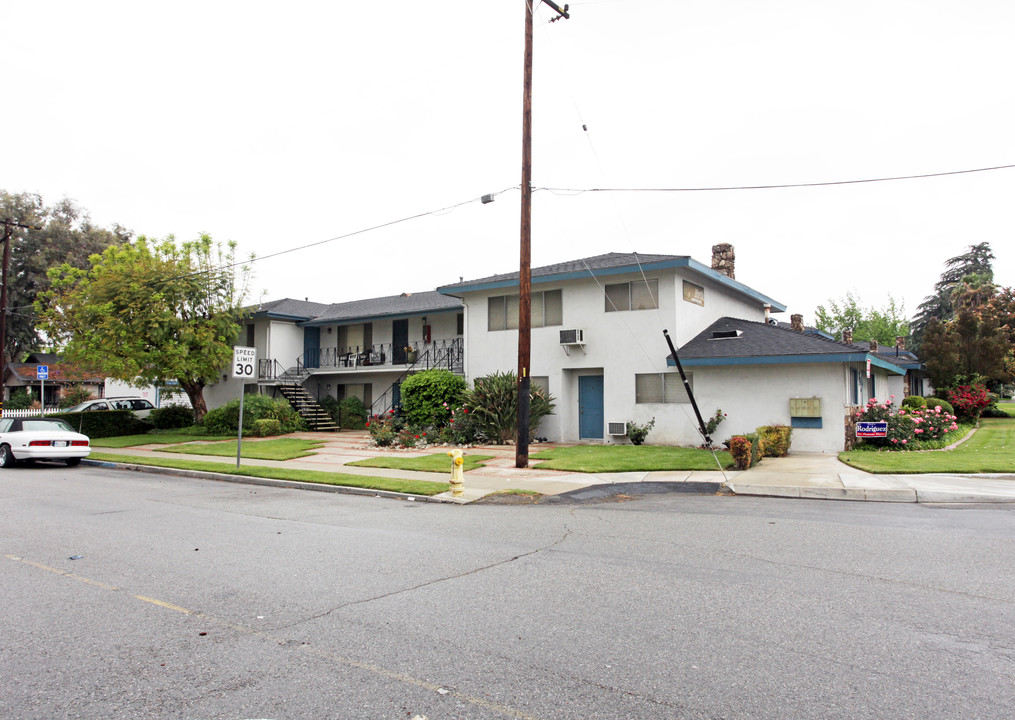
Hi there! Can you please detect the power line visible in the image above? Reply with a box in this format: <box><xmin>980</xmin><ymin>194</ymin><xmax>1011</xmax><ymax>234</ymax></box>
<box><xmin>537</xmin><ymin>162</ymin><xmax>1015</xmax><ymax>194</ymax></box>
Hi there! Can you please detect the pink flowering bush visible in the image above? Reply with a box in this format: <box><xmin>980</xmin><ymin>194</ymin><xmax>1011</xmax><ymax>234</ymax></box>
<box><xmin>855</xmin><ymin>397</ymin><xmax>960</xmax><ymax>451</ymax></box>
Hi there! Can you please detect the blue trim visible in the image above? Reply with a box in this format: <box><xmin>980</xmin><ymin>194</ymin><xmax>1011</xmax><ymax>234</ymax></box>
<box><xmin>438</xmin><ymin>256</ymin><xmax>787</xmax><ymax>312</ymax></box>
<box><xmin>791</xmin><ymin>417</ymin><xmax>823</xmax><ymax>429</ymax></box>
<box><xmin>669</xmin><ymin>352</ymin><xmax>906</xmax><ymax>375</ymax></box>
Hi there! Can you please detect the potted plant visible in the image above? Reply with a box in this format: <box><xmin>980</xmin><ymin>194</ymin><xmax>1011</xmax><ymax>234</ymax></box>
<box><xmin>404</xmin><ymin>346</ymin><xmax>418</xmax><ymax>364</ymax></box>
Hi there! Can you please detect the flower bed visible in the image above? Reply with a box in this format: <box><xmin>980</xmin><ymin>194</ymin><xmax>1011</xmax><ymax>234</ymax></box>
<box><xmin>854</xmin><ymin>397</ymin><xmax>960</xmax><ymax>450</ymax></box>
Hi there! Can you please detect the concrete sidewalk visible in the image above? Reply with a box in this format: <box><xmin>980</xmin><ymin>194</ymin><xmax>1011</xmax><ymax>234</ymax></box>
<box><xmin>88</xmin><ymin>433</ymin><xmax>1015</xmax><ymax>504</ymax></box>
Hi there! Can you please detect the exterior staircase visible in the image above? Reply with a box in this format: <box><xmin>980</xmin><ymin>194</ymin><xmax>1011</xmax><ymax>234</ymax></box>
<box><xmin>276</xmin><ymin>382</ymin><xmax>340</xmax><ymax>432</ymax></box>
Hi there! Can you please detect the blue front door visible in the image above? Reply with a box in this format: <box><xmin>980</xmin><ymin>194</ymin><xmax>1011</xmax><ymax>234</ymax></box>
<box><xmin>303</xmin><ymin>327</ymin><xmax>320</xmax><ymax>368</ymax></box>
<box><xmin>579</xmin><ymin>376</ymin><xmax>604</xmax><ymax>439</ymax></box>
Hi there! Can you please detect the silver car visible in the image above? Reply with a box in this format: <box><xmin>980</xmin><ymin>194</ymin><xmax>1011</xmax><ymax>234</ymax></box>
<box><xmin>65</xmin><ymin>397</ymin><xmax>156</xmax><ymax>418</ymax></box>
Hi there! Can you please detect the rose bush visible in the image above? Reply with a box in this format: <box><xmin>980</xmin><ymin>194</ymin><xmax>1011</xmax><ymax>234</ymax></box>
<box><xmin>855</xmin><ymin>397</ymin><xmax>960</xmax><ymax>450</ymax></box>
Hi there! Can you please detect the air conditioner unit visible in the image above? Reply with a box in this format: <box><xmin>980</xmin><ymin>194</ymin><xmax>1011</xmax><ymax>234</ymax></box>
<box><xmin>559</xmin><ymin>328</ymin><xmax>586</xmax><ymax>355</ymax></box>
<box><xmin>607</xmin><ymin>421</ymin><xmax>627</xmax><ymax>436</ymax></box>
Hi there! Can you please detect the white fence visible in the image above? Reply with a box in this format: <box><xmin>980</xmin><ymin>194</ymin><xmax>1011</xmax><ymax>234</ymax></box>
<box><xmin>1</xmin><ymin>408</ymin><xmax>62</xmax><ymax>418</ymax></box>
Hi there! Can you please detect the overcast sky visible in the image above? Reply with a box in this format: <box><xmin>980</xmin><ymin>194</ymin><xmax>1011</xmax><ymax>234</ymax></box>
<box><xmin>4</xmin><ymin>0</ymin><xmax>1013</xmax><ymax>334</ymax></box>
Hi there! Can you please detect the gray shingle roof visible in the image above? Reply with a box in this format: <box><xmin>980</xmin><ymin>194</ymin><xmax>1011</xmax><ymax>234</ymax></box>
<box><xmin>439</xmin><ymin>252</ymin><xmax>687</xmax><ymax>290</ymax></box>
<box><xmin>677</xmin><ymin>317</ymin><xmax>877</xmax><ymax>360</ymax></box>
<box><xmin>308</xmin><ymin>291</ymin><xmax>462</xmax><ymax>325</ymax></box>
<box><xmin>249</xmin><ymin>298</ymin><xmax>333</xmax><ymax>320</ymax></box>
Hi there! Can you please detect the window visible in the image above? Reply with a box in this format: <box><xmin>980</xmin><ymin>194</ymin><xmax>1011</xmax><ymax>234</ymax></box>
<box><xmin>456</xmin><ymin>313</ymin><xmax>464</xmax><ymax>335</ymax></box>
<box><xmin>636</xmin><ymin>372</ymin><xmax>691</xmax><ymax>403</ymax></box>
<box><xmin>606</xmin><ymin>279</ymin><xmax>658</xmax><ymax>312</ymax></box>
<box><xmin>488</xmin><ymin>290</ymin><xmax>562</xmax><ymax>331</ymax></box>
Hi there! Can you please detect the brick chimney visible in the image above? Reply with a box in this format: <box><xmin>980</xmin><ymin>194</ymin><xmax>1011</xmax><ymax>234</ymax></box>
<box><xmin>843</xmin><ymin>328</ymin><xmax>853</xmax><ymax>345</ymax></box>
<box><xmin>896</xmin><ymin>336</ymin><xmax>906</xmax><ymax>351</ymax></box>
<box><xmin>790</xmin><ymin>314</ymin><xmax>804</xmax><ymax>332</ymax></box>
<box><xmin>870</xmin><ymin>338</ymin><xmax>879</xmax><ymax>353</ymax></box>
<box><xmin>711</xmin><ymin>243</ymin><xmax>735</xmax><ymax>279</ymax></box>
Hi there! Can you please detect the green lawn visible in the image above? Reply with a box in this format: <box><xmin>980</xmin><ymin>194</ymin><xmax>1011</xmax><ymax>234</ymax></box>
<box><xmin>839</xmin><ymin>418</ymin><xmax>1015</xmax><ymax>474</ymax></box>
<box><xmin>158</xmin><ymin>438</ymin><xmax>325</xmax><ymax>461</ymax></box>
<box><xmin>530</xmin><ymin>445</ymin><xmax>733</xmax><ymax>472</ymax></box>
<box><xmin>347</xmin><ymin>453</ymin><xmax>494</xmax><ymax>473</ymax></box>
<box><xmin>92</xmin><ymin>433</ymin><xmax>234</xmax><ymax>448</ymax></box>
<box><xmin>997</xmin><ymin>402</ymin><xmax>1015</xmax><ymax>418</ymax></box>
<box><xmin>89</xmin><ymin>453</ymin><xmax>450</xmax><ymax>496</ymax></box>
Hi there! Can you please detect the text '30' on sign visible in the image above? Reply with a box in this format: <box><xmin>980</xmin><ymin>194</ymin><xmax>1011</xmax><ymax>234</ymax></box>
<box><xmin>233</xmin><ymin>346</ymin><xmax>256</xmax><ymax>379</ymax></box>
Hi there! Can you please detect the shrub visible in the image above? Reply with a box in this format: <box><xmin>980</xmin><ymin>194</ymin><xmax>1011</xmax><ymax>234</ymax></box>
<box><xmin>462</xmin><ymin>371</ymin><xmax>555</xmax><ymax>444</ymax></box>
<box><xmin>757</xmin><ymin>425</ymin><xmax>792</xmax><ymax>457</ymax></box>
<box><xmin>445</xmin><ymin>404</ymin><xmax>482</xmax><ymax>445</ymax></box>
<box><xmin>946</xmin><ymin>384</ymin><xmax>992</xmax><ymax>421</ymax></box>
<box><xmin>925</xmin><ymin>397</ymin><xmax>954</xmax><ymax>415</ymax></box>
<box><xmin>59</xmin><ymin>386</ymin><xmax>94</xmax><ymax>409</ymax></box>
<box><xmin>339</xmin><ymin>396</ymin><xmax>368</xmax><ymax>429</ymax></box>
<box><xmin>626</xmin><ymin>417</ymin><xmax>655</xmax><ymax>445</ymax></box>
<box><xmin>7</xmin><ymin>388</ymin><xmax>33</xmax><ymax>410</ymax></box>
<box><xmin>400</xmin><ymin>369</ymin><xmax>467</xmax><ymax>428</ymax></box>
<box><xmin>854</xmin><ymin>397</ymin><xmax>960</xmax><ymax>450</ymax></box>
<box><xmin>367</xmin><ymin>412</ymin><xmax>401</xmax><ymax>446</ymax></box>
<box><xmin>901</xmin><ymin>395</ymin><xmax>926</xmax><ymax>410</ymax></box>
<box><xmin>745</xmin><ymin>433</ymin><xmax>765</xmax><ymax>466</ymax></box>
<box><xmin>203</xmin><ymin>394</ymin><xmax>306</xmax><ymax>435</ymax></box>
<box><xmin>253</xmin><ymin>418</ymin><xmax>282</xmax><ymax>436</ymax></box>
<box><xmin>149</xmin><ymin>405</ymin><xmax>196</xmax><ymax>429</ymax></box>
<box><xmin>728</xmin><ymin>436</ymin><xmax>753</xmax><ymax>470</ymax></box>
<box><xmin>47</xmin><ymin>409</ymin><xmax>151</xmax><ymax>438</ymax></box>
<box><xmin>704</xmin><ymin>408</ymin><xmax>726</xmax><ymax>437</ymax></box>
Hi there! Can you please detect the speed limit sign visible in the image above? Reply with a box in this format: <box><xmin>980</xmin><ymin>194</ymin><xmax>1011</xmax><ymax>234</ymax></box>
<box><xmin>233</xmin><ymin>346</ymin><xmax>256</xmax><ymax>379</ymax></box>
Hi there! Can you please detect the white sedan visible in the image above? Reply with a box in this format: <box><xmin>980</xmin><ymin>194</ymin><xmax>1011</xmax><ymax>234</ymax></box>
<box><xmin>0</xmin><ymin>418</ymin><xmax>91</xmax><ymax>467</ymax></box>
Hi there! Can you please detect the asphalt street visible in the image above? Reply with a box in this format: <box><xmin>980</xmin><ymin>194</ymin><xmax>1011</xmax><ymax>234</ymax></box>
<box><xmin>3</xmin><ymin>464</ymin><xmax>1015</xmax><ymax>719</ymax></box>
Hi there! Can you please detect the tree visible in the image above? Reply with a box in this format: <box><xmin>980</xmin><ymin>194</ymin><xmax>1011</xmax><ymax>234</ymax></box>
<box><xmin>38</xmin><ymin>235</ymin><xmax>252</xmax><ymax>421</ymax></box>
<box><xmin>911</xmin><ymin>242</ymin><xmax>995</xmax><ymax>349</ymax></box>
<box><xmin>0</xmin><ymin>191</ymin><xmax>130</xmax><ymax>363</ymax></box>
<box><xmin>814</xmin><ymin>292</ymin><xmax>909</xmax><ymax>345</ymax></box>
<box><xmin>920</xmin><ymin>310</ymin><xmax>1010</xmax><ymax>391</ymax></box>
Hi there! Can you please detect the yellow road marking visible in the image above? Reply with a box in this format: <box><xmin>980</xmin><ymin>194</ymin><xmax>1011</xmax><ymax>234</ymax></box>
<box><xmin>134</xmin><ymin>595</ymin><xmax>193</xmax><ymax>614</ymax></box>
<box><xmin>5</xmin><ymin>552</ymin><xmax>543</xmax><ymax>720</ymax></box>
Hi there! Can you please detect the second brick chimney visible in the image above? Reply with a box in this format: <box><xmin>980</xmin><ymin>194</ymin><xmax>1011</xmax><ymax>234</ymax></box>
<box><xmin>791</xmin><ymin>314</ymin><xmax>804</xmax><ymax>332</ymax></box>
<box><xmin>843</xmin><ymin>329</ymin><xmax>853</xmax><ymax>345</ymax></box>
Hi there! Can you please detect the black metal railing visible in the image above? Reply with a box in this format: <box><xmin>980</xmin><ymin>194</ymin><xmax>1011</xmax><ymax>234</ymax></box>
<box><xmin>369</xmin><ymin>338</ymin><xmax>464</xmax><ymax>416</ymax></box>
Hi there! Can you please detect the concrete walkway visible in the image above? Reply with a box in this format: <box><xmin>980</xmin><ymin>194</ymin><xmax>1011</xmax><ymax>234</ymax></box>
<box><xmin>89</xmin><ymin>432</ymin><xmax>1015</xmax><ymax>505</ymax></box>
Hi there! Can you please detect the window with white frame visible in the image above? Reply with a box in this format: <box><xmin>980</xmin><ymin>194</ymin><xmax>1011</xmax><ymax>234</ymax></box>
<box><xmin>635</xmin><ymin>372</ymin><xmax>691</xmax><ymax>403</ymax></box>
<box><xmin>488</xmin><ymin>290</ymin><xmax>562</xmax><ymax>331</ymax></box>
<box><xmin>605</xmin><ymin>279</ymin><xmax>658</xmax><ymax>312</ymax></box>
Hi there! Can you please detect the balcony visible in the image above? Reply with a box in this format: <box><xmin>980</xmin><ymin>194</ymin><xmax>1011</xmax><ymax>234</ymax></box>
<box><xmin>257</xmin><ymin>337</ymin><xmax>463</xmax><ymax>381</ymax></box>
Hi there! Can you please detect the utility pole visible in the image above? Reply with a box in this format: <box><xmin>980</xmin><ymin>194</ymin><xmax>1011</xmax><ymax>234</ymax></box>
<box><xmin>0</xmin><ymin>218</ymin><xmax>42</xmax><ymax>410</ymax></box>
<box><xmin>517</xmin><ymin>0</ymin><xmax>569</xmax><ymax>468</ymax></box>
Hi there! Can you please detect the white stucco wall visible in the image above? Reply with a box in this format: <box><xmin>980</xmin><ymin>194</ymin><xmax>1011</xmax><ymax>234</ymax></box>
<box><xmin>457</xmin><ymin>267</ymin><xmax>777</xmax><ymax>445</ymax></box>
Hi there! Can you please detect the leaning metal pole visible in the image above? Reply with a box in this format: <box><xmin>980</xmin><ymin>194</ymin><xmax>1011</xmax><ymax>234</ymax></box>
<box><xmin>663</xmin><ymin>329</ymin><xmax>729</xmax><ymax>482</ymax></box>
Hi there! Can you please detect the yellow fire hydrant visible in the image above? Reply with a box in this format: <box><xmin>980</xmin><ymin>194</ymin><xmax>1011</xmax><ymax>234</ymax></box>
<box><xmin>447</xmin><ymin>449</ymin><xmax>465</xmax><ymax>497</ymax></box>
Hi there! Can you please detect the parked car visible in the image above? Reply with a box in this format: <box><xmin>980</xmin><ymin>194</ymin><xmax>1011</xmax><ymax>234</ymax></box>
<box><xmin>0</xmin><ymin>417</ymin><xmax>91</xmax><ymax>467</ymax></box>
<box><xmin>64</xmin><ymin>396</ymin><xmax>156</xmax><ymax>418</ymax></box>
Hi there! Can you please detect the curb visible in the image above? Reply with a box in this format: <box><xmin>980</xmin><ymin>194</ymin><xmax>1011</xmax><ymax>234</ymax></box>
<box><xmin>727</xmin><ymin>483</ymin><xmax>1015</xmax><ymax>504</ymax></box>
<box><xmin>82</xmin><ymin>459</ymin><xmax>468</xmax><ymax>505</ymax></box>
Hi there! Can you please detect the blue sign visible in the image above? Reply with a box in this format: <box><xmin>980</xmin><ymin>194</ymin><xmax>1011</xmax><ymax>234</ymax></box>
<box><xmin>856</xmin><ymin>421</ymin><xmax>888</xmax><ymax>438</ymax></box>
<box><xmin>37</xmin><ymin>365</ymin><xmax>49</xmax><ymax>380</ymax></box>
